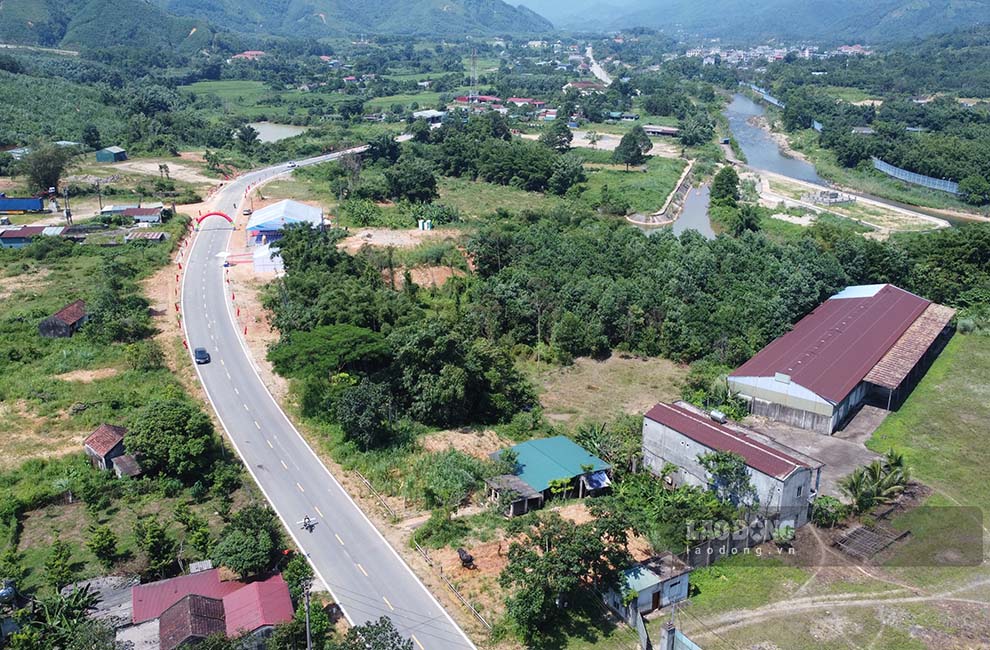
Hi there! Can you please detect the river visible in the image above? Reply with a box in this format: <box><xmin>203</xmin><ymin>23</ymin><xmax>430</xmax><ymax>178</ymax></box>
<box><xmin>248</xmin><ymin>122</ymin><xmax>309</xmax><ymax>143</ymax></box>
<box><xmin>724</xmin><ymin>94</ymin><xmax>824</xmax><ymax>185</ymax></box>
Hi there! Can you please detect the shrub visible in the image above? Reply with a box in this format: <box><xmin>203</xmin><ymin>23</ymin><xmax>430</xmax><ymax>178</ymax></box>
<box><xmin>811</xmin><ymin>495</ymin><xmax>847</xmax><ymax>528</ymax></box>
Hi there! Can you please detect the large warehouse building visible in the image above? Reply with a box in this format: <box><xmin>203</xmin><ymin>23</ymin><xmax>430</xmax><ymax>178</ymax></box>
<box><xmin>728</xmin><ymin>284</ymin><xmax>955</xmax><ymax>434</ymax></box>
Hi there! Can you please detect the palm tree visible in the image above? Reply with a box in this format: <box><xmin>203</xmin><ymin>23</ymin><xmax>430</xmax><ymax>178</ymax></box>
<box><xmin>839</xmin><ymin>467</ymin><xmax>875</xmax><ymax>514</ymax></box>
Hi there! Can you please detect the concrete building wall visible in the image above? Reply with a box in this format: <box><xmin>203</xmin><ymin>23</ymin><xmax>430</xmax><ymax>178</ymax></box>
<box><xmin>642</xmin><ymin>418</ymin><xmax>815</xmax><ymax>527</ymax></box>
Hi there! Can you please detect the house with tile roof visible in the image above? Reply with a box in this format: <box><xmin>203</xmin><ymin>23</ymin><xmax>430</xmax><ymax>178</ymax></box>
<box><xmin>728</xmin><ymin>284</ymin><xmax>955</xmax><ymax>433</ymax></box>
<box><xmin>130</xmin><ymin>570</ymin><xmax>293</xmax><ymax>649</ymax></box>
<box><xmin>83</xmin><ymin>424</ymin><xmax>141</xmax><ymax>477</ymax></box>
<box><xmin>39</xmin><ymin>300</ymin><xmax>87</xmax><ymax>338</ymax></box>
<box><xmin>643</xmin><ymin>401</ymin><xmax>823</xmax><ymax>528</ymax></box>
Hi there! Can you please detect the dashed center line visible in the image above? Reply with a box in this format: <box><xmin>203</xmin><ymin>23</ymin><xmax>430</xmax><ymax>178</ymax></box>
<box><xmin>296</xmin><ymin>482</ymin><xmax>305</xmax><ymax>493</ymax></box>
<box><xmin>335</xmin><ymin>533</ymin><xmax>344</xmax><ymax>545</ymax></box>
<box><xmin>314</xmin><ymin>506</ymin><xmax>324</xmax><ymax>518</ymax></box>
<box><xmin>254</xmin><ymin>421</ymin><xmax>260</xmax><ymax>429</ymax></box>
<box><xmin>233</xmin><ymin>387</ymin><xmax>239</xmax><ymax>395</ymax></box>
<box><xmin>382</xmin><ymin>596</ymin><xmax>394</xmax><ymax>611</ymax></box>
<box><xmin>356</xmin><ymin>563</ymin><xmax>368</xmax><ymax>577</ymax></box>
<box><xmin>266</xmin><ymin>439</ymin><xmax>273</xmax><ymax>449</ymax></box>
<box><xmin>243</xmin><ymin>403</ymin><xmax>249</xmax><ymax>411</ymax></box>
<box><xmin>280</xmin><ymin>459</ymin><xmax>288</xmax><ymax>470</ymax></box>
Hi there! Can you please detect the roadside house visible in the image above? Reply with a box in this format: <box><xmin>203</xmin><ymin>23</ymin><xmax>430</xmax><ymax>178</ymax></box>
<box><xmin>83</xmin><ymin>423</ymin><xmax>141</xmax><ymax>478</ymax></box>
<box><xmin>642</xmin><ymin>401</ymin><xmax>823</xmax><ymax>528</ymax></box>
<box><xmin>39</xmin><ymin>299</ymin><xmax>87</xmax><ymax>338</ymax></box>
<box><xmin>603</xmin><ymin>554</ymin><xmax>691</xmax><ymax>625</ymax></box>
<box><xmin>486</xmin><ymin>436</ymin><xmax>611</xmax><ymax>517</ymax></box>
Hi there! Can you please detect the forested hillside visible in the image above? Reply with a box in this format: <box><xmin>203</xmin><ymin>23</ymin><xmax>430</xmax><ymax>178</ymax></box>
<box><xmin>0</xmin><ymin>0</ymin><xmax>213</xmax><ymax>50</ymax></box>
<box><xmin>524</xmin><ymin>0</ymin><xmax>990</xmax><ymax>42</ymax></box>
<box><xmin>152</xmin><ymin>0</ymin><xmax>552</xmax><ymax>37</ymax></box>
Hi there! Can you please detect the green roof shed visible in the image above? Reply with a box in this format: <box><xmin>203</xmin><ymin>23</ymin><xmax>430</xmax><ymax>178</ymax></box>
<box><xmin>504</xmin><ymin>436</ymin><xmax>610</xmax><ymax>493</ymax></box>
<box><xmin>96</xmin><ymin>146</ymin><xmax>127</xmax><ymax>163</ymax></box>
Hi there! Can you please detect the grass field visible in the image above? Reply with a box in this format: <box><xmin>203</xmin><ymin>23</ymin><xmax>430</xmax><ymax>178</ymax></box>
<box><xmin>438</xmin><ymin>176</ymin><xmax>567</xmax><ymax>217</ymax></box>
<box><xmin>180</xmin><ymin>80</ymin><xmax>351</xmax><ymax>120</ymax></box>
<box><xmin>823</xmin><ymin>85</ymin><xmax>883</xmax><ymax>104</ymax></box>
<box><xmin>582</xmin><ymin>156</ymin><xmax>687</xmax><ymax>214</ymax></box>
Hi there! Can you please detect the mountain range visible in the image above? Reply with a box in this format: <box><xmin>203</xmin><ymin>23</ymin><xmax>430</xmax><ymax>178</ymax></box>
<box><xmin>522</xmin><ymin>0</ymin><xmax>990</xmax><ymax>43</ymax></box>
<box><xmin>0</xmin><ymin>0</ymin><xmax>553</xmax><ymax>50</ymax></box>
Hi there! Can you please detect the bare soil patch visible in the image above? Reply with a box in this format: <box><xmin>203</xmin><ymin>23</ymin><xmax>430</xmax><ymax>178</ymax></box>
<box><xmin>54</xmin><ymin>367</ymin><xmax>119</xmax><ymax>383</ymax></box>
<box><xmin>339</xmin><ymin>228</ymin><xmax>459</xmax><ymax>253</ymax></box>
<box><xmin>420</xmin><ymin>428</ymin><xmax>510</xmax><ymax>460</ymax></box>
<box><xmin>536</xmin><ymin>354</ymin><xmax>687</xmax><ymax>424</ymax></box>
<box><xmin>112</xmin><ymin>160</ymin><xmax>214</xmax><ymax>185</ymax></box>
<box><xmin>0</xmin><ymin>267</ymin><xmax>50</xmax><ymax>300</ymax></box>
<box><xmin>0</xmin><ymin>399</ymin><xmax>85</xmax><ymax>469</ymax></box>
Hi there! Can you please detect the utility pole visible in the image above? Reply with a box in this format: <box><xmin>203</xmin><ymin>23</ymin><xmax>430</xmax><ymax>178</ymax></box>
<box><xmin>304</xmin><ymin>587</ymin><xmax>313</xmax><ymax>650</ymax></box>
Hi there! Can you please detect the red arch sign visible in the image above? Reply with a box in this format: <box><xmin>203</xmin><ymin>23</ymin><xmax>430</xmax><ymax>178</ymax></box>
<box><xmin>196</xmin><ymin>211</ymin><xmax>233</xmax><ymax>224</ymax></box>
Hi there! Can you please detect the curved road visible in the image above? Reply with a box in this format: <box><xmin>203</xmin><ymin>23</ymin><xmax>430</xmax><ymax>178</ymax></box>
<box><xmin>181</xmin><ymin>148</ymin><xmax>475</xmax><ymax>650</ymax></box>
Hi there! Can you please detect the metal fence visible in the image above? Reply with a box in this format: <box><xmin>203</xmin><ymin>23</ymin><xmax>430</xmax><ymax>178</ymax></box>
<box><xmin>747</xmin><ymin>84</ymin><xmax>786</xmax><ymax>108</ymax></box>
<box><xmin>871</xmin><ymin>157</ymin><xmax>960</xmax><ymax>194</ymax></box>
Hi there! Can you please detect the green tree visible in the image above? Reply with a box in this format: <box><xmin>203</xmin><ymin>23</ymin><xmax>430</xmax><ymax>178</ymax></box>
<box><xmin>546</xmin><ymin>153</ymin><xmax>586</xmax><ymax>196</ymax></box>
<box><xmin>811</xmin><ymin>495</ymin><xmax>847</xmax><ymax>527</ymax></box>
<box><xmin>729</xmin><ymin>204</ymin><xmax>761</xmax><ymax>236</ymax></box>
<box><xmin>16</xmin><ymin>143</ymin><xmax>74</xmax><ymax>193</ymax></box>
<box><xmin>384</xmin><ymin>156</ymin><xmax>438</xmax><ymax>203</ymax></box>
<box><xmin>368</xmin><ymin>133</ymin><xmax>401</xmax><ymax>164</ymax></box>
<box><xmin>126</xmin><ymin>398</ymin><xmax>217</xmax><ymax>481</ymax></box>
<box><xmin>612</xmin><ymin>128</ymin><xmax>649</xmax><ymax>169</ymax></box>
<box><xmin>499</xmin><ymin>512</ymin><xmax>629</xmax><ymax>643</ymax></box>
<box><xmin>44</xmin><ymin>537</ymin><xmax>75</xmax><ymax>592</ymax></box>
<box><xmin>134</xmin><ymin>517</ymin><xmax>178</xmax><ymax>579</ymax></box>
<box><xmin>679</xmin><ymin>111</ymin><xmax>715</xmax><ymax>146</ymax></box>
<box><xmin>409</xmin><ymin>118</ymin><xmax>432</xmax><ymax>143</ymax></box>
<box><xmin>538</xmin><ymin>119</ymin><xmax>573</xmax><ymax>153</ymax></box>
<box><xmin>86</xmin><ymin>525</ymin><xmax>118</xmax><ymax>570</ymax></box>
<box><xmin>236</xmin><ymin>124</ymin><xmax>259</xmax><ymax>154</ymax></box>
<box><xmin>335</xmin><ymin>616</ymin><xmax>413</xmax><ymax>650</ymax></box>
<box><xmin>710</xmin><ymin>166</ymin><xmax>740</xmax><ymax>207</ymax></box>
<box><xmin>211</xmin><ymin>528</ymin><xmax>274</xmax><ymax>578</ymax></box>
<box><xmin>551</xmin><ymin>311</ymin><xmax>588</xmax><ymax>362</ymax></box>
<box><xmin>959</xmin><ymin>174</ymin><xmax>990</xmax><ymax>206</ymax></box>
<box><xmin>335</xmin><ymin>379</ymin><xmax>395</xmax><ymax>450</ymax></box>
<box><xmin>698</xmin><ymin>450</ymin><xmax>758</xmax><ymax>507</ymax></box>
<box><xmin>81</xmin><ymin>124</ymin><xmax>102</xmax><ymax>150</ymax></box>
<box><xmin>283</xmin><ymin>554</ymin><xmax>314</xmax><ymax>604</ymax></box>
<box><xmin>124</xmin><ymin>340</ymin><xmax>165</xmax><ymax>371</ymax></box>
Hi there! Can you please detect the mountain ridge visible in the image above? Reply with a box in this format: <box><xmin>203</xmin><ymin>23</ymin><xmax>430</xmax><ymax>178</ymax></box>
<box><xmin>522</xmin><ymin>0</ymin><xmax>990</xmax><ymax>42</ymax></box>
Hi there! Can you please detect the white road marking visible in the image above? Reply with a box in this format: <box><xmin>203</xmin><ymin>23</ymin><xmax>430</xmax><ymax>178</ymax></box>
<box><xmin>254</xmin><ymin>421</ymin><xmax>260</xmax><ymax>429</ymax></box>
<box><xmin>335</xmin><ymin>533</ymin><xmax>345</xmax><ymax>545</ymax></box>
<box><xmin>233</xmin><ymin>387</ymin><xmax>239</xmax><ymax>395</ymax></box>
<box><xmin>243</xmin><ymin>403</ymin><xmax>249</xmax><ymax>411</ymax></box>
<box><xmin>382</xmin><ymin>596</ymin><xmax>394</xmax><ymax>611</ymax></box>
<box><xmin>411</xmin><ymin>634</ymin><xmax>425</xmax><ymax>650</ymax></box>
<box><xmin>266</xmin><ymin>439</ymin><xmax>273</xmax><ymax>449</ymax></box>
<box><xmin>220</xmin><ymin>359</ymin><xmax>225</xmax><ymax>366</ymax></box>
<box><xmin>296</xmin><ymin>482</ymin><xmax>305</xmax><ymax>493</ymax></box>
<box><xmin>281</xmin><ymin>460</ymin><xmax>288</xmax><ymax>470</ymax></box>
<box><xmin>356</xmin><ymin>563</ymin><xmax>368</xmax><ymax>577</ymax></box>
<box><xmin>314</xmin><ymin>506</ymin><xmax>324</xmax><ymax>518</ymax></box>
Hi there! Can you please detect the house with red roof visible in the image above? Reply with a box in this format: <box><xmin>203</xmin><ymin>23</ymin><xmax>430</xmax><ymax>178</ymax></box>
<box><xmin>83</xmin><ymin>424</ymin><xmax>127</xmax><ymax>470</ymax></box>
<box><xmin>643</xmin><ymin>401</ymin><xmax>823</xmax><ymax>528</ymax></box>
<box><xmin>728</xmin><ymin>284</ymin><xmax>955</xmax><ymax>434</ymax></box>
<box><xmin>231</xmin><ymin>50</ymin><xmax>266</xmax><ymax>61</ymax></box>
<box><xmin>132</xmin><ymin>570</ymin><xmax>293</xmax><ymax>648</ymax></box>
<box><xmin>39</xmin><ymin>299</ymin><xmax>87</xmax><ymax>338</ymax></box>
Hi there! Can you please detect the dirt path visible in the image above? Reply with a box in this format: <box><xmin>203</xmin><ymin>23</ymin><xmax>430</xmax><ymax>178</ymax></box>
<box><xmin>695</xmin><ymin>575</ymin><xmax>990</xmax><ymax>640</ymax></box>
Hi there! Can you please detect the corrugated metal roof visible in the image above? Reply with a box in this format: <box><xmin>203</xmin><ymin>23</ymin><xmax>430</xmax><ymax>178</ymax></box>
<box><xmin>644</xmin><ymin>403</ymin><xmax>807</xmax><ymax>480</ymax></box>
<box><xmin>132</xmin><ymin>569</ymin><xmax>240</xmax><ymax>623</ymax></box>
<box><xmin>502</xmin><ymin>436</ymin><xmax>610</xmax><ymax>494</ymax></box>
<box><xmin>222</xmin><ymin>574</ymin><xmax>293</xmax><ymax>636</ymax></box>
<box><xmin>730</xmin><ymin>284</ymin><xmax>930</xmax><ymax>403</ymax></box>
<box><xmin>864</xmin><ymin>303</ymin><xmax>956</xmax><ymax>389</ymax></box>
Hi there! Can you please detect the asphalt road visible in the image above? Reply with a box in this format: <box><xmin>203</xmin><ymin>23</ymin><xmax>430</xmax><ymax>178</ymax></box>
<box><xmin>181</xmin><ymin>148</ymin><xmax>476</xmax><ymax>650</ymax></box>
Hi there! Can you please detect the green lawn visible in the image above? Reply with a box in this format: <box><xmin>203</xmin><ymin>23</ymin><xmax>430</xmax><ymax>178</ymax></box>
<box><xmin>438</xmin><ymin>177</ymin><xmax>567</xmax><ymax>217</ymax></box>
<box><xmin>581</xmin><ymin>156</ymin><xmax>687</xmax><ymax>213</ymax></box>
<box><xmin>180</xmin><ymin>80</ymin><xmax>352</xmax><ymax>120</ymax></box>
<box><xmin>823</xmin><ymin>85</ymin><xmax>882</xmax><ymax>104</ymax></box>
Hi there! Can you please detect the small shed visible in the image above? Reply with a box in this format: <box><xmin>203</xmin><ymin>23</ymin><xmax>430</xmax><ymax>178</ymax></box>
<box><xmin>39</xmin><ymin>300</ymin><xmax>87</xmax><ymax>338</ymax></box>
<box><xmin>603</xmin><ymin>554</ymin><xmax>691</xmax><ymax>625</ymax></box>
<box><xmin>111</xmin><ymin>454</ymin><xmax>142</xmax><ymax>478</ymax></box>
<box><xmin>484</xmin><ymin>475</ymin><xmax>544</xmax><ymax>517</ymax></box>
<box><xmin>95</xmin><ymin>146</ymin><xmax>127</xmax><ymax>163</ymax></box>
<box><xmin>83</xmin><ymin>424</ymin><xmax>127</xmax><ymax>471</ymax></box>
